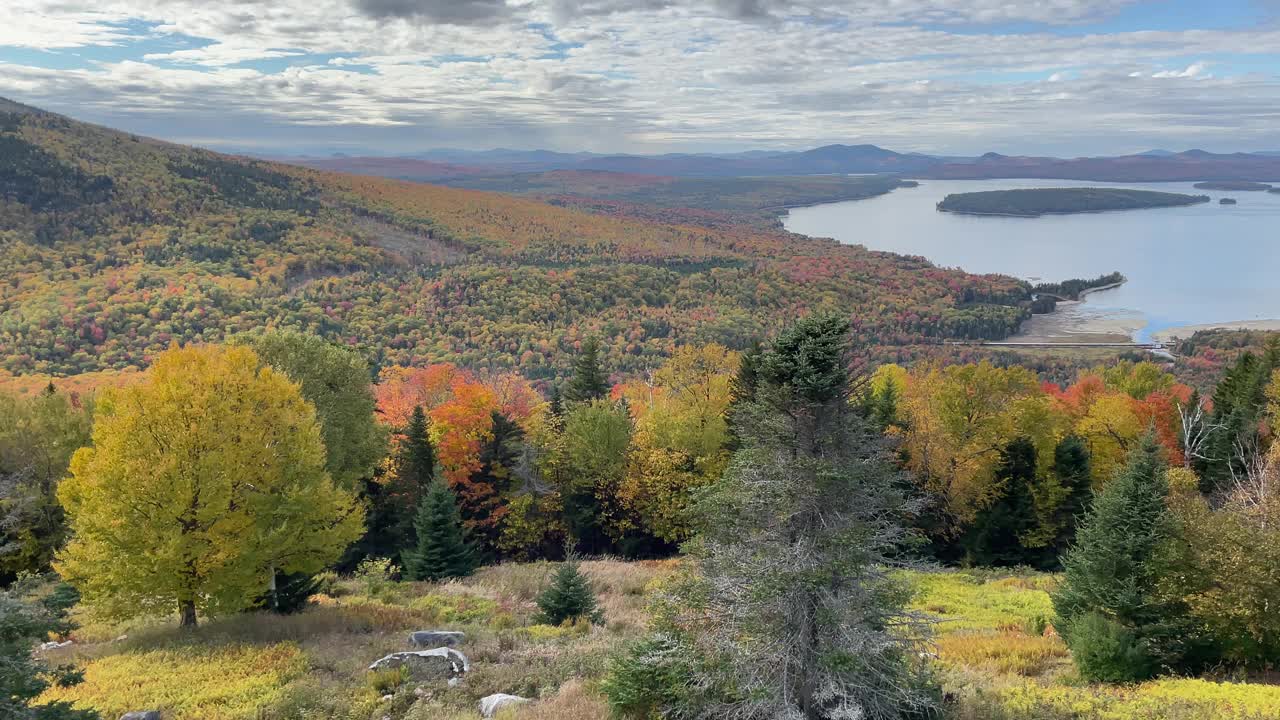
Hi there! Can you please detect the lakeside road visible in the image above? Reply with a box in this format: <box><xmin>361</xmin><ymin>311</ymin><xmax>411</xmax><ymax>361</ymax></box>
<box><xmin>1152</xmin><ymin>319</ymin><xmax>1280</xmax><ymax>342</ymax></box>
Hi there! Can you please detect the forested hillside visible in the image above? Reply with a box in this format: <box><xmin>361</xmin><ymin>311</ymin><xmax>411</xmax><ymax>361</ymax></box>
<box><xmin>0</xmin><ymin>97</ymin><xmax>1030</xmax><ymax>380</ymax></box>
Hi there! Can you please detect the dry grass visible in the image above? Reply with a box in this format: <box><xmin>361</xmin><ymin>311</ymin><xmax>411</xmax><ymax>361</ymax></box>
<box><xmin>504</xmin><ymin>679</ymin><xmax>611</xmax><ymax>720</ymax></box>
<box><xmin>935</xmin><ymin>630</ymin><xmax>1070</xmax><ymax>677</ymax></box>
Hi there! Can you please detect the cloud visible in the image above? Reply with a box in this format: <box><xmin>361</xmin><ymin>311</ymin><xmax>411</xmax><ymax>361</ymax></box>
<box><xmin>350</xmin><ymin>0</ymin><xmax>515</xmax><ymax>24</ymax></box>
<box><xmin>1</xmin><ymin>1</ymin><xmax>1279</xmax><ymax>155</ymax></box>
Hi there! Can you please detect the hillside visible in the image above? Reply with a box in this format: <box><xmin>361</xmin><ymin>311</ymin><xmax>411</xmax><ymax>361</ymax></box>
<box><xmin>0</xmin><ymin>98</ymin><xmax>1030</xmax><ymax>380</ymax></box>
<box><xmin>936</xmin><ymin>188</ymin><xmax>1209</xmax><ymax>217</ymax></box>
<box><xmin>921</xmin><ymin>150</ymin><xmax>1280</xmax><ymax>182</ymax></box>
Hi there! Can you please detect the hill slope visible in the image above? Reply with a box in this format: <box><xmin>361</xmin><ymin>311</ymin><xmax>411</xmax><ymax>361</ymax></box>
<box><xmin>0</xmin><ymin>98</ymin><xmax>1030</xmax><ymax>380</ymax></box>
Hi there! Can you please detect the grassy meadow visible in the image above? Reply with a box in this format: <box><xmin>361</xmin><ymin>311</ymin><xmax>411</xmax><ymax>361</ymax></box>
<box><xmin>36</xmin><ymin>563</ymin><xmax>1280</xmax><ymax>720</ymax></box>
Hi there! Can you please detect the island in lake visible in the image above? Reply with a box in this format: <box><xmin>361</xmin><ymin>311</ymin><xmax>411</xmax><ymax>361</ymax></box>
<box><xmin>1193</xmin><ymin>181</ymin><xmax>1273</xmax><ymax>191</ymax></box>
<box><xmin>936</xmin><ymin>187</ymin><xmax>1210</xmax><ymax>217</ymax></box>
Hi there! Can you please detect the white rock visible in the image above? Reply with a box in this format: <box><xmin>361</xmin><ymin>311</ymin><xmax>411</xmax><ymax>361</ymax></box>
<box><xmin>368</xmin><ymin>648</ymin><xmax>469</xmax><ymax>680</ymax></box>
<box><xmin>479</xmin><ymin>693</ymin><xmax>529</xmax><ymax>718</ymax></box>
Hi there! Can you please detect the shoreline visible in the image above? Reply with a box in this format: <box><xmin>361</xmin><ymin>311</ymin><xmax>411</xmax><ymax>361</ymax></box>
<box><xmin>1151</xmin><ymin>319</ymin><xmax>1280</xmax><ymax>343</ymax></box>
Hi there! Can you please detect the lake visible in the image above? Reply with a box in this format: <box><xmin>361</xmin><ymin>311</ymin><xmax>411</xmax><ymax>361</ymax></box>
<box><xmin>783</xmin><ymin>178</ymin><xmax>1280</xmax><ymax>341</ymax></box>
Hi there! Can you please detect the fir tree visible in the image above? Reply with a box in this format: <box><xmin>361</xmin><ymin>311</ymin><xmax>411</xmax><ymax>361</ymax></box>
<box><xmin>563</xmin><ymin>336</ymin><xmax>610</xmax><ymax>403</ymax></box>
<box><xmin>963</xmin><ymin>437</ymin><xmax>1039</xmax><ymax>567</ymax></box>
<box><xmin>387</xmin><ymin>406</ymin><xmax>436</xmax><ymax>551</ymax></box>
<box><xmin>1052</xmin><ymin>435</ymin><xmax>1093</xmax><ymax>555</ymax></box>
<box><xmin>403</xmin><ymin>480</ymin><xmax>477</xmax><ymax>582</ymax></box>
<box><xmin>536</xmin><ymin>555</ymin><xmax>602</xmax><ymax>625</ymax></box>
<box><xmin>679</xmin><ymin>313</ymin><xmax>936</xmax><ymax>719</ymax></box>
<box><xmin>1052</xmin><ymin>433</ymin><xmax>1208</xmax><ymax>681</ymax></box>
<box><xmin>464</xmin><ymin>410</ymin><xmax>525</xmax><ymax>558</ymax></box>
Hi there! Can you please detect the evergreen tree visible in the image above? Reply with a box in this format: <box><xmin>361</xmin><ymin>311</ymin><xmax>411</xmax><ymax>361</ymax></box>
<box><xmin>563</xmin><ymin>336</ymin><xmax>610</xmax><ymax>403</ymax></box>
<box><xmin>726</xmin><ymin>340</ymin><xmax>761</xmax><ymax>450</ymax></box>
<box><xmin>1052</xmin><ymin>435</ymin><xmax>1093</xmax><ymax>555</ymax></box>
<box><xmin>1052</xmin><ymin>433</ymin><xmax>1208</xmax><ymax>681</ymax></box>
<box><xmin>548</xmin><ymin>386</ymin><xmax>565</xmax><ymax>420</ymax></box>
<box><xmin>259</xmin><ymin>570</ymin><xmax>321</xmax><ymax>615</ymax></box>
<box><xmin>1</xmin><ymin>584</ymin><xmax>98</xmax><ymax>720</ymax></box>
<box><xmin>384</xmin><ymin>406</ymin><xmax>436</xmax><ymax>553</ymax></box>
<box><xmin>463</xmin><ymin>410</ymin><xmax>525</xmax><ymax>559</ymax></box>
<box><xmin>535</xmin><ymin>556</ymin><xmax>603</xmax><ymax>625</ymax></box>
<box><xmin>1199</xmin><ymin>340</ymin><xmax>1280</xmax><ymax>493</ymax></box>
<box><xmin>963</xmin><ymin>437</ymin><xmax>1039</xmax><ymax>567</ymax></box>
<box><xmin>679</xmin><ymin>313</ymin><xmax>936</xmax><ymax>720</ymax></box>
<box><xmin>403</xmin><ymin>480</ymin><xmax>477</xmax><ymax>582</ymax></box>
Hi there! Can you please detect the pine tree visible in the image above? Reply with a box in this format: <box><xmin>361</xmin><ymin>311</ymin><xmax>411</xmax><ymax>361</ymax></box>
<box><xmin>1</xmin><ymin>584</ymin><xmax>98</xmax><ymax>720</ymax></box>
<box><xmin>463</xmin><ymin>410</ymin><xmax>525</xmax><ymax>558</ymax></box>
<box><xmin>404</xmin><ymin>480</ymin><xmax>477</xmax><ymax>582</ymax></box>
<box><xmin>536</xmin><ymin>556</ymin><xmax>602</xmax><ymax>625</ymax></box>
<box><xmin>385</xmin><ymin>406</ymin><xmax>436</xmax><ymax>552</ymax></box>
<box><xmin>963</xmin><ymin>437</ymin><xmax>1039</xmax><ymax>567</ymax></box>
<box><xmin>1052</xmin><ymin>435</ymin><xmax>1093</xmax><ymax>555</ymax></box>
<box><xmin>1052</xmin><ymin>433</ymin><xmax>1207</xmax><ymax>681</ymax></box>
<box><xmin>563</xmin><ymin>336</ymin><xmax>610</xmax><ymax>403</ymax></box>
<box><xmin>679</xmin><ymin>313</ymin><xmax>936</xmax><ymax>719</ymax></box>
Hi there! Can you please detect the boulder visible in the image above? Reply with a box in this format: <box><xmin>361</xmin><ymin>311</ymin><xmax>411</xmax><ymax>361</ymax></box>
<box><xmin>479</xmin><ymin>694</ymin><xmax>528</xmax><ymax>718</ymax></box>
<box><xmin>408</xmin><ymin>630</ymin><xmax>465</xmax><ymax>648</ymax></box>
<box><xmin>368</xmin><ymin>648</ymin><xmax>469</xmax><ymax>681</ymax></box>
<box><xmin>119</xmin><ymin>713</ymin><xmax>161</xmax><ymax>720</ymax></box>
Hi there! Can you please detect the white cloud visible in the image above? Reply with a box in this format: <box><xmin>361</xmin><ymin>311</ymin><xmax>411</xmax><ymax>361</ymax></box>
<box><xmin>0</xmin><ymin>1</ymin><xmax>1278</xmax><ymax>154</ymax></box>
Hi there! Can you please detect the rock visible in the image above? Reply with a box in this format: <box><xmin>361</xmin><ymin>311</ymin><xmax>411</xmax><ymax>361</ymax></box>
<box><xmin>380</xmin><ymin>694</ymin><xmax>393</xmax><ymax>702</ymax></box>
<box><xmin>368</xmin><ymin>648</ymin><xmax>469</xmax><ymax>681</ymax></box>
<box><xmin>408</xmin><ymin>630</ymin><xmax>465</xmax><ymax>648</ymax></box>
<box><xmin>38</xmin><ymin>640</ymin><xmax>73</xmax><ymax>651</ymax></box>
<box><xmin>119</xmin><ymin>713</ymin><xmax>161</xmax><ymax>720</ymax></box>
<box><xmin>479</xmin><ymin>694</ymin><xmax>528</xmax><ymax>718</ymax></box>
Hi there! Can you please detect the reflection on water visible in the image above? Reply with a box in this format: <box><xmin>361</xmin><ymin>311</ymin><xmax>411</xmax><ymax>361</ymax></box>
<box><xmin>783</xmin><ymin>178</ymin><xmax>1280</xmax><ymax>341</ymax></box>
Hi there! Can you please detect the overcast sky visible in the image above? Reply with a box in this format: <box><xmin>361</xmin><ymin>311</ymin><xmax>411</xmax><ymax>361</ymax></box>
<box><xmin>3</xmin><ymin>0</ymin><xmax>1280</xmax><ymax>156</ymax></box>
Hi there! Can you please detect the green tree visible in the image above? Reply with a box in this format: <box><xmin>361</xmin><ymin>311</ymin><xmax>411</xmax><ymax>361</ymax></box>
<box><xmin>1051</xmin><ymin>435</ymin><xmax>1093</xmax><ymax>555</ymax></box>
<box><xmin>1052</xmin><ymin>434</ymin><xmax>1207</xmax><ymax>681</ymax></box>
<box><xmin>560</xmin><ymin>399</ymin><xmax>632</xmax><ymax>554</ymax></box>
<box><xmin>404</xmin><ymin>479</ymin><xmax>477</xmax><ymax>582</ymax></box>
<box><xmin>237</xmin><ymin>331</ymin><xmax>387</xmax><ymax>489</ymax></box>
<box><xmin>678</xmin><ymin>314</ymin><xmax>936</xmax><ymax>719</ymax></box>
<box><xmin>963</xmin><ymin>437</ymin><xmax>1039</xmax><ymax>567</ymax></box>
<box><xmin>464</xmin><ymin>410</ymin><xmax>525</xmax><ymax>559</ymax></box>
<box><xmin>55</xmin><ymin>345</ymin><xmax>365</xmax><ymax>628</ymax></box>
<box><xmin>374</xmin><ymin>405</ymin><xmax>436</xmax><ymax>557</ymax></box>
<box><xmin>0</xmin><ymin>583</ymin><xmax>98</xmax><ymax>720</ymax></box>
<box><xmin>535</xmin><ymin>556</ymin><xmax>602</xmax><ymax>625</ymax></box>
<box><xmin>0</xmin><ymin>387</ymin><xmax>92</xmax><ymax>583</ymax></box>
<box><xmin>563</xmin><ymin>336</ymin><xmax>610</xmax><ymax>403</ymax></box>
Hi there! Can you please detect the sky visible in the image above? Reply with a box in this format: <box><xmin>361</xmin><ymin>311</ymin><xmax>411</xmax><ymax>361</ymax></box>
<box><xmin>3</xmin><ymin>1</ymin><xmax>1280</xmax><ymax>156</ymax></box>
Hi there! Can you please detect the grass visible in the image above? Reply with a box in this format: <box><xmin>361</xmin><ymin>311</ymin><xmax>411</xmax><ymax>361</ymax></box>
<box><xmin>38</xmin><ymin>562</ymin><xmax>1280</xmax><ymax>720</ymax></box>
<box><xmin>912</xmin><ymin>569</ymin><xmax>1280</xmax><ymax>720</ymax></box>
<box><xmin>40</xmin><ymin>560</ymin><xmax>674</xmax><ymax>720</ymax></box>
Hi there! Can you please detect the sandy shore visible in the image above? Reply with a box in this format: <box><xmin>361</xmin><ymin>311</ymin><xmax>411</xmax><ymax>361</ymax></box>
<box><xmin>1152</xmin><ymin>319</ymin><xmax>1280</xmax><ymax>343</ymax></box>
<box><xmin>1014</xmin><ymin>300</ymin><xmax>1146</xmax><ymax>344</ymax></box>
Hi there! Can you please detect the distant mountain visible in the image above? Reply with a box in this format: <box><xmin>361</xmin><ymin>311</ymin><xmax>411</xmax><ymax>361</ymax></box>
<box><xmin>920</xmin><ymin>149</ymin><xmax>1280</xmax><ymax>182</ymax></box>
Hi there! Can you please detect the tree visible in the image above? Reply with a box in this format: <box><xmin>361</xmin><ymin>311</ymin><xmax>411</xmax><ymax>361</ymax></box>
<box><xmin>403</xmin><ymin>479</ymin><xmax>477</xmax><ymax>582</ymax></box>
<box><xmin>535</xmin><ymin>556</ymin><xmax>602</xmax><ymax>625</ymax></box>
<box><xmin>462</xmin><ymin>410</ymin><xmax>526</xmax><ymax>557</ymax></box>
<box><xmin>1051</xmin><ymin>435</ymin><xmax>1093</xmax><ymax>554</ymax></box>
<box><xmin>963</xmin><ymin>437</ymin><xmax>1040</xmax><ymax>567</ymax></box>
<box><xmin>367</xmin><ymin>406</ymin><xmax>437</xmax><ymax>560</ymax></box>
<box><xmin>678</xmin><ymin>314</ymin><xmax>935</xmax><ymax>720</ymax></box>
<box><xmin>237</xmin><ymin>331</ymin><xmax>387</xmax><ymax>489</ymax></box>
<box><xmin>0</xmin><ymin>387</ymin><xmax>92</xmax><ymax>583</ymax></box>
<box><xmin>1052</xmin><ymin>434</ymin><xmax>1207</xmax><ymax>681</ymax></box>
<box><xmin>560</xmin><ymin>399</ymin><xmax>633</xmax><ymax>555</ymax></box>
<box><xmin>563</xmin><ymin>336</ymin><xmax>610</xmax><ymax>403</ymax></box>
<box><xmin>55</xmin><ymin>344</ymin><xmax>365</xmax><ymax>628</ymax></box>
<box><xmin>0</xmin><ymin>584</ymin><xmax>98</xmax><ymax>720</ymax></box>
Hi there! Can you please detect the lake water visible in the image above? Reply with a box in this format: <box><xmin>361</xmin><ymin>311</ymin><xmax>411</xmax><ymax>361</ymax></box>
<box><xmin>783</xmin><ymin>179</ymin><xmax>1280</xmax><ymax>341</ymax></box>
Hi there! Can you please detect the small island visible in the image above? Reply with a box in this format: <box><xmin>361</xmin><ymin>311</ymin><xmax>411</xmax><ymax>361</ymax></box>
<box><xmin>1220</xmin><ymin>197</ymin><xmax>1238</xmax><ymax>205</ymax></box>
<box><xmin>936</xmin><ymin>188</ymin><xmax>1210</xmax><ymax>217</ymax></box>
<box><xmin>1193</xmin><ymin>181</ymin><xmax>1273</xmax><ymax>191</ymax></box>
<box><xmin>1270</xmin><ymin>188</ymin><xmax>1280</xmax><ymax>195</ymax></box>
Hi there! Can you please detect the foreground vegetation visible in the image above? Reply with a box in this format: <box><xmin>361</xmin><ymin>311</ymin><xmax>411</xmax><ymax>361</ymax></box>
<box><xmin>936</xmin><ymin>188</ymin><xmax>1210</xmax><ymax>217</ymax></box>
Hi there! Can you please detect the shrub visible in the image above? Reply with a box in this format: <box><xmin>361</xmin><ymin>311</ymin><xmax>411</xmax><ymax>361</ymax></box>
<box><xmin>354</xmin><ymin>558</ymin><xmax>398</xmax><ymax>598</ymax></box>
<box><xmin>601</xmin><ymin>633</ymin><xmax>695</xmax><ymax>718</ymax></box>
<box><xmin>1066</xmin><ymin>612</ymin><xmax>1153</xmax><ymax>683</ymax></box>
<box><xmin>535</xmin><ymin>559</ymin><xmax>602</xmax><ymax>626</ymax></box>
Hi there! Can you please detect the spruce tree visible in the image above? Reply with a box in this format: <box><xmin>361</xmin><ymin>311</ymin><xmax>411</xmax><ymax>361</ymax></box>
<box><xmin>536</xmin><ymin>556</ymin><xmax>602</xmax><ymax>625</ymax></box>
<box><xmin>680</xmin><ymin>313</ymin><xmax>936</xmax><ymax>719</ymax></box>
<box><xmin>1052</xmin><ymin>435</ymin><xmax>1093</xmax><ymax>555</ymax></box>
<box><xmin>563</xmin><ymin>336</ymin><xmax>610</xmax><ymax>402</ymax></box>
<box><xmin>387</xmin><ymin>406</ymin><xmax>436</xmax><ymax>552</ymax></box>
<box><xmin>963</xmin><ymin>437</ymin><xmax>1039</xmax><ymax>567</ymax></box>
<box><xmin>403</xmin><ymin>479</ymin><xmax>477</xmax><ymax>582</ymax></box>
<box><xmin>1052</xmin><ymin>433</ymin><xmax>1207</xmax><ymax>681</ymax></box>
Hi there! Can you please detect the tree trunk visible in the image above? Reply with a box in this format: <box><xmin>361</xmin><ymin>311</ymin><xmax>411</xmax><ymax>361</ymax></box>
<box><xmin>179</xmin><ymin>599</ymin><xmax>197</xmax><ymax>628</ymax></box>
